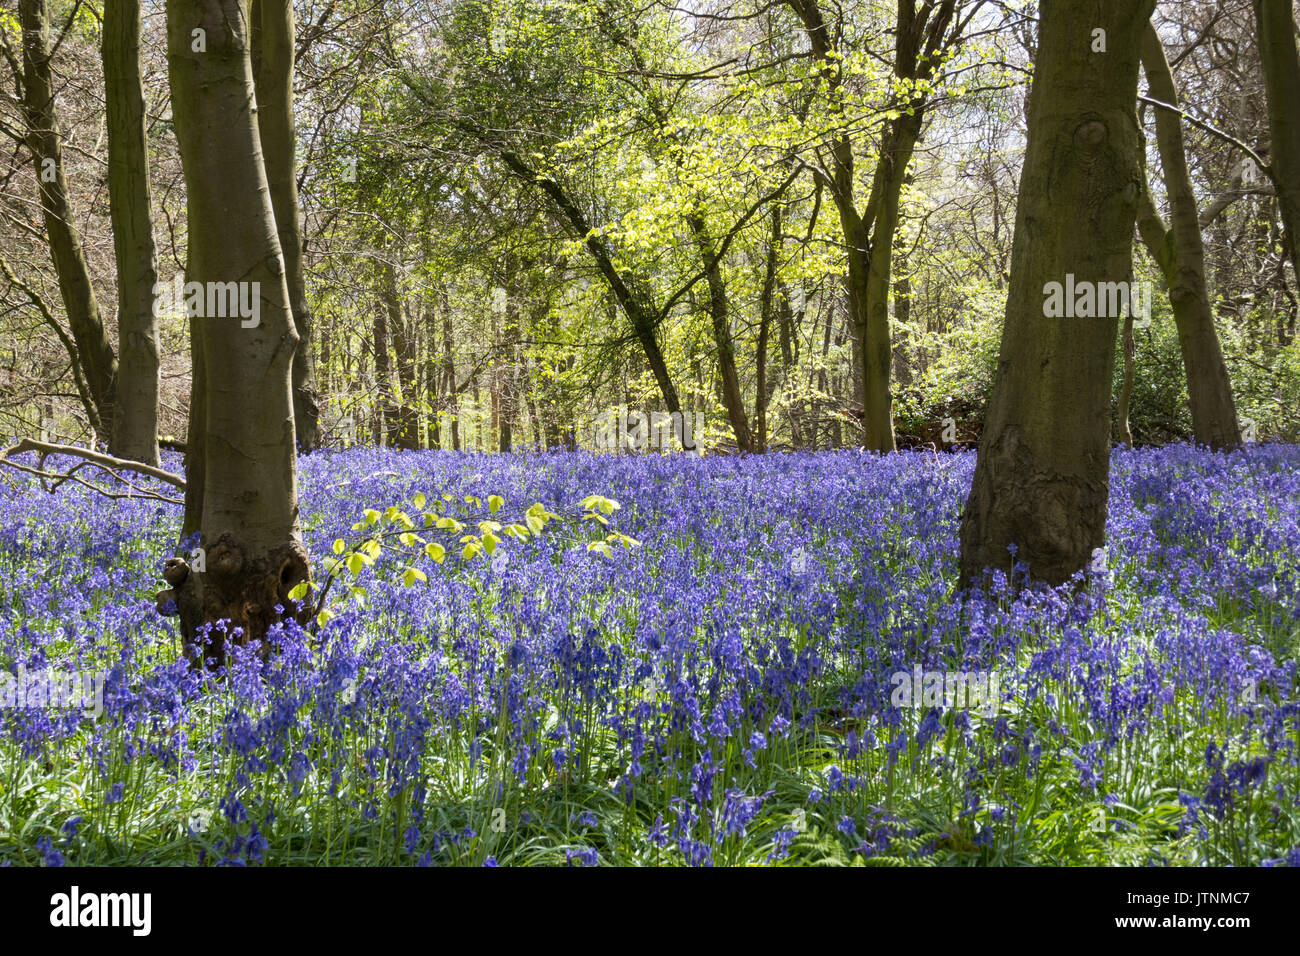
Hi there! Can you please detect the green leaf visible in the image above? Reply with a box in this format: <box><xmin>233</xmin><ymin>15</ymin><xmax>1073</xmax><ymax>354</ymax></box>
<box><xmin>488</xmin><ymin>494</ymin><xmax>504</xmax><ymax>514</ymax></box>
<box><xmin>346</xmin><ymin>552</ymin><xmax>366</xmax><ymax>576</ymax></box>
<box><xmin>412</xmin><ymin>492</ymin><xmax>427</xmax><ymax>510</ymax></box>
<box><xmin>332</xmin><ymin>538</ymin><xmax>346</xmax><ymax>555</ymax></box>
<box><xmin>287</xmin><ymin>581</ymin><xmax>312</xmax><ymax>601</ymax></box>
<box><xmin>402</xmin><ymin>567</ymin><xmax>427</xmax><ymax>586</ymax></box>
<box><xmin>425</xmin><ymin>542</ymin><xmax>446</xmax><ymax>563</ymax></box>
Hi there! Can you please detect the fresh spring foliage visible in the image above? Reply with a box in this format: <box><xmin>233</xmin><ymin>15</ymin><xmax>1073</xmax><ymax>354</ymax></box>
<box><xmin>0</xmin><ymin>446</ymin><xmax>1297</xmax><ymax>866</ymax></box>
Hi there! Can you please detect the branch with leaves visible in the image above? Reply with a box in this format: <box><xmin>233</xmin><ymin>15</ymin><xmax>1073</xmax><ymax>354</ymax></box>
<box><xmin>291</xmin><ymin>491</ymin><xmax>640</xmax><ymax>630</ymax></box>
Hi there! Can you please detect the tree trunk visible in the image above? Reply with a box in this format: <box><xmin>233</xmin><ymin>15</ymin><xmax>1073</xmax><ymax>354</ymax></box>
<box><xmin>19</xmin><ymin>0</ymin><xmax>118</xmax><ymax>436</ymax></box>
<box><xmin>1118</xmin><ymin>311</ymin><xmax>1135</xmax><ymax>446</ymax></box>
<box><xmin>756</xmin><ymin>206</ymin><xmax>784</xmax><ymax>450</ymax></box>
<box><xmin>689</xmin><ymin>212</ymin><xmax>755</xmax><ymax>452</ymax></box>
<box><xmin>1255</xmin><ymin>0</ymin><xmax>1300</xmax><ymax>282</ymax></box>
<box><xmin>496</xmin><ymin>149</ymin><xmax>681</xmax><ymax>415</ymax></box>
<box><xmin>893</xmin><ymin>246</ymin><xmax>913</xmax><ymax>387</ymax></box>
<box><xmin>182</xmin><ymin>299</ymin><xmax>206</xmax><ymax>540</ymax></box>
<box><xmin>372</xmin><ymin>272</ymin><xmax>395</xmax><ymax>446</ymax></box>
<box><xmin>103</xmin><ymin>0</ymin><xmax>161</xmax><ymax>466</ymax></box>
<box><xmin>786</xmin><ymin>0</ymin><xmax>958</xmax><ymax>453</ymax></box>
<box><xmin>442</xmin><ymin>300</ymin><xmax>459</xmax><ymax>451</ymax></box>
<box><xmin>959</xmin><ymin>0</ymin><xmax>1154</xmax><ymax>588</ymax></box>
<box><xmin>425</xmin><ymin>328</ymin><xmax>440</xmax><ymax>448</ymax></box>
<box><xmin>1138</xmin><ymin>22</ymin><xmax>1240</xmax><ymax>449</ymax></box>
<box><xmin>380</xmin><ymin>259</ymin><xmax>419</xmax><ymax>449</ymax></box>
<box><xmin>251</xmin><ymin>0</ymin><xmax>320</xmax><ymax>452</ymax></box>
<box><xmin>858</xmin><ymin>114</ymin><xmax>922</xmax><ymax>452</ymax></box>
<box><xmin>162</xmin><ymin>0</ymin><xmax>308</xmax><ymax>669</ymax></box>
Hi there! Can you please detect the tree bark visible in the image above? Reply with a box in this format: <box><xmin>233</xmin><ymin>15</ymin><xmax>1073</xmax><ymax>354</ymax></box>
<box><xmin>18</xmin><ymin>0</ymin><xmax>118</xmax><ymax>436</ymax></box>
<box><xmin>251</xmin><ymin>0</ymin><xmax>320</xmax><ymax>452</ymax></box>
<box><xmin>786</xmin><ymin>0</ymin><xmax>955</xmax><ymax>453</ymax></box>
<box><xmin>1255</xmin><ymin>0</ymin><xmax>1300</xmax><ymax>282</ymax></box>
<box><xmin>959</xmin><ymin>0</ymin><xmax>1155</xmax><ymax>588</ymax></box>
<box><xmin>1138</xmin><ymin>22</ymin><xmax>1240</xmax><ymax>449</ymax></box>
<box><xmin>756</xmin><ymin>206</ymin><xmax>781</xmax><ymax>450</ymax></box>
<box><xmin>688</xmin><ymin>212</ymin><xmax>755</xmax><ymax>452</ymax></box>
<box><xmin>103</xmin><ymin>0</ymin><xmax>161</xmax><ymax>466</ymax></box>
<box><xmin>859</xmin><ymin>111</ymin><xmax>923</xmax><ymax>450</ymax></box>
<box><xmin>380</xmin><ymin>258</ymin><xmax>419</xmax><ymax>449</ymax></box>
<box><xmin>442</xmin><ymin>298</ymin><xmax>459</xmax><ymax>451</ymax></box>
<box><xmin>162</xmin><ymin>0</ymin><xmax>308</xmax><ymax>668</ymax></box>
<box><xmin>1118</xmin><ymin>311</ymin><xmax>1135</xmax><ymax>446</ymax></box>
<box><xmin>372</xmin><ymin>270</ymin><xmax>395</xmax><ymax>445</ymax></box>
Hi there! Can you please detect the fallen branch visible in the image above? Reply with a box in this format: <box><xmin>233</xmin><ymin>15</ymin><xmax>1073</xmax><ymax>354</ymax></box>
<box><xmin>0</xmin><ymin>439</ymin><xmax>186</xmax><ymax>505</ymax></box>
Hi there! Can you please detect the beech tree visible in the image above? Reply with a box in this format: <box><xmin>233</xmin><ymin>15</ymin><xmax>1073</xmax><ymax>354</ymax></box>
<box><xmin>784</xmin><ymin>0</ymin><xmax>967</xmax><ymax>453</ymax></box>
<box><xmin>11</xmin><ymin>0</ymin><xmax>118</xmax><ymax>438</ymax></box>
<box><xmin>157</xmin><ymin>0</ymin><xmax>308</xmax><ymax>668</ymax></box>
<box><xmin>103</xmin><ymin>0</ymin><xmax>162</xmax><ymax>466</ymax></box>
<box><xmin>252</xmin><ymin>0</ymin><xmax>321</xmax><ymax>451</ymax></box>
<box><xmin>1254</xmin><ymin>0</ymin><xmax>1300</xmax><ymax>283</ymax></box>
<box><xmin>960</xmin><ymin>0</ymin><xmax>1156</xmax><ymax>587</ymax></box>
<box><xmin>1137</xmin><ymin>21</ymin><xmax>1240</xmax><ymax>450</ymax></box>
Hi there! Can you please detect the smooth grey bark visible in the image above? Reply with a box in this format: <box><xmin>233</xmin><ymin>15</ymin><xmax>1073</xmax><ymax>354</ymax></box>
<box><xmin>959</xmin><ymin>0</ymin><xmax>1156</xmax><ymax>588</ymax></box>
<box><xmin>251</xmin><ymin>0</ymin><xmax>320</xmax><ymax>451</ymax></box>
<box><xmin>103</xmin><ymin>0</ymin><xmax>161</xmax><ymax>466</ymax></box>
<box><xmin>160</xmin><ymin>0</ymin><xmax>308</xmax><ymax>668</ymax></box>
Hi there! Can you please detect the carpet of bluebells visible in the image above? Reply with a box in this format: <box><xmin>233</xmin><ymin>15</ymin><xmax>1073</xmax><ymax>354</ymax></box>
<box><xmin>0</xmin><ymin>444</ymin><xmax>1298</xmax><ymax>866</ymax></box>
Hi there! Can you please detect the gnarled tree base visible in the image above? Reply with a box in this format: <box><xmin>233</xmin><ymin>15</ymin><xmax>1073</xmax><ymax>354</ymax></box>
<box><xmin>156</xmin><ymin>536</ymin><xmax>310</xmax><ymax>670</ymax></box>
